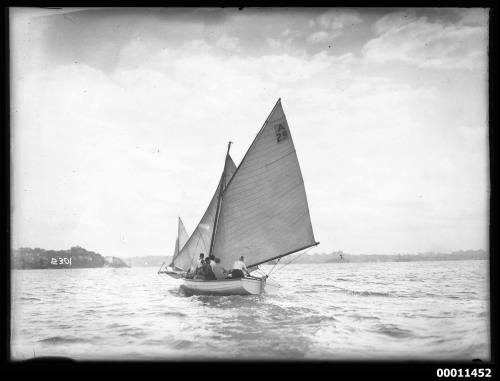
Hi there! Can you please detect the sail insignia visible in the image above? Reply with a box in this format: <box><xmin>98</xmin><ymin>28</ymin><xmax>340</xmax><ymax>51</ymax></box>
<box><xmin>274</xmin><ymin>123</ymin><xmax>288</xmax><ymax>143</ymax></box>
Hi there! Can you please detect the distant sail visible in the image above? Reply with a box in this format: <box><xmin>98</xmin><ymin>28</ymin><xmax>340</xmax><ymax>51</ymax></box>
<box><xmin>212</xmin><ymin>99</ymin><xmax>316</xmax><ymax>269</ymax></box>
<box><xmin>172</xmin><ymin>155</ymin><xmax>237</xmax><ymax>271</ymax></box>
<box><xmin>169</xmin><ymin>217</ymin><xmax>189</xmax><ymax>266</ymax></box>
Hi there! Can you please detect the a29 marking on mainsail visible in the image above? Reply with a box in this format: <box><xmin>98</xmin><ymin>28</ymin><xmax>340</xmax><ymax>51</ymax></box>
<box><xmin>274</xmin><ymin>123</ymin><xmax>288</xmax><ymax>143</ymax></box>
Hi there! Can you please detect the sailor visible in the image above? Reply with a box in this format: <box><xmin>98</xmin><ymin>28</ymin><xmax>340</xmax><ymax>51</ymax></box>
<box><xmin>231</xmin><ymin>256</ymin><xmax>250</xmax><ymax>278</ymax></box>
<box><xmin>202</xmin><ymin>257</ymin><xmax>217</xmax><ymax>280</ymax></box>
<box><xmin>212</xmin><ymin>257</ymin><xmax>228</xmax><ymax>280</ymax></box>
<box><xmin>209</xmin><ymin>254</ymin><xmax>216</xmax><ymax>272</ymax></box>
<box><xmin>195</xmin><ymin>253</ymin><xmax>205</xmax><ymax>275</ymax></box>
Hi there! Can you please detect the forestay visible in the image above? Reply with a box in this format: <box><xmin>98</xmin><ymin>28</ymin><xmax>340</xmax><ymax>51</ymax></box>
<box><xmin>212</xmin><ymin>99</ymin><xmax>316</xmax><ymax>269</ymax></box>
<box><xmin>169</xmin><ymin>217</ymin><xmax>189</xmax><ymax>267</ymax></box>
<box><xmin>172</xmin><ymin>155</ymin><xmax>236</xmax><ymax>271</ymax></box>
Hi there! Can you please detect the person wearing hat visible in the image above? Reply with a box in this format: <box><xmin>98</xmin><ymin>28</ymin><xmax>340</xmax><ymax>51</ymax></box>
<box><xmin>194</xmin><ymin>253</ymin><xmax>205</xmax><ymax>276</ymax></box>
<box><xmin>213</xmin><ymin>257</ymin><xmax>228</xmax><ymax>280</ymax></box>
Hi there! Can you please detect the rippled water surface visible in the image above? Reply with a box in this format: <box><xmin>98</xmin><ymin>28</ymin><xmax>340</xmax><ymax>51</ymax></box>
<box><xmin>11</xmin><ymin>260</ymin><xmax>489</xmax><ymax>360</ymax></box>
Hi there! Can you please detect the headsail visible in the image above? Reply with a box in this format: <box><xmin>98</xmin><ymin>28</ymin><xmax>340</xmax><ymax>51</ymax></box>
<box><xmin>172</xmin><ymin>154</ymin><xmax>237</xmax><ymax>271</ymax></box>
<box><xmin>169</xmin><ymin>217</ymin><xmax>189</xmax><ymax>267</ymax></box>
<box><xmin>212</xmin><ymin>99</ymin><xmax>317</xmax><ymax>269</ymax></box>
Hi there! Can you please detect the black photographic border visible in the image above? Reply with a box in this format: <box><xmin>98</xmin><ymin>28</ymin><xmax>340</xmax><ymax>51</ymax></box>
<box><xmin>1</xmin><ymin>2</ymin><xmax>497</xmax><ymax>378</ymax></box>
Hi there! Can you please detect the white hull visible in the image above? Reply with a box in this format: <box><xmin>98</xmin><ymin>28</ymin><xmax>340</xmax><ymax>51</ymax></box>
<box><xmin>180</xmin><ymin>276</ymin><xmax>280</xmax><ymax>295</ymax></box>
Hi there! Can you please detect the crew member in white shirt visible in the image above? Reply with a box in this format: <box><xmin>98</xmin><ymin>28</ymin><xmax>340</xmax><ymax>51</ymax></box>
<box><xmin>231</xmin><ymin>256</ymin><xmax>250</xmax><ymax>278</ymax></box>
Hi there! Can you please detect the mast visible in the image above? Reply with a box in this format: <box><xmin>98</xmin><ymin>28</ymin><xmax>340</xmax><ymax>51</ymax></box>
<box><xmin>208</xmin><ymin>141</ymin><xmax>232</xmax><ymax>257</ymax></box>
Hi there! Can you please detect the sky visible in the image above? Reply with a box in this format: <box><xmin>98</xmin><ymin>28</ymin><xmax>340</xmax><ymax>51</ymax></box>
<box><xmin>10</xmin><ymin>7</ymin><xmax>489</xmax><ymax>257</ymax></box>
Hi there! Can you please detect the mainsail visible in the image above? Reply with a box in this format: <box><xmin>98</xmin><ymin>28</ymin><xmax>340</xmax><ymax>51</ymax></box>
<box><xmin>172</xmin><ymin>155</ymin><xmax>237</xmax><ymax>271</ymax></box>
<box><xmin>169</xmin><ymin>217</ymin><xmax>189</xmax><ymax>267</ymax></box>
<box><xmin>212</xmin><ymin>99</ymin><xmax>317</xmax><ymax>269</ymax></box>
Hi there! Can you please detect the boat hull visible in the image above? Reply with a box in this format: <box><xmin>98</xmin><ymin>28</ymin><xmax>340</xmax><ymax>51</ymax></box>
<box><xmin>180</xmin><ymin>277</ymin><xmax>280</xmax><ymax>295</ymax></box>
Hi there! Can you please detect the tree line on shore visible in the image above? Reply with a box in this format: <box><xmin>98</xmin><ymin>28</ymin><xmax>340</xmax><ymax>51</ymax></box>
<box><xmin>12</xmin><ymin>246</ymin><xmax>129</xmax><ymax>269</ymax></box>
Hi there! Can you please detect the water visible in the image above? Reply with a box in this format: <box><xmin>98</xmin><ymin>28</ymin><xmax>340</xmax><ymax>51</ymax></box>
<box><xmin>11</xmin><ymin>260</ymin><xmax>490</xmax><ymax>361</ymax></box>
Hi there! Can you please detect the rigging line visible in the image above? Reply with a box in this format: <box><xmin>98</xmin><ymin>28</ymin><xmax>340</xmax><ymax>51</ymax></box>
<box><xmin>157</xmin><ymin>262</ymin><xmax>165</xmax><ymax>274</ymax></box>
<box><xmin>254</xmin><ymin>267</ymin><xmax>267</xmax><ymax>277</ymax></box>
<box><xmin>266</xmin><ymin>257</ymin><xmax>281</xmax><ymax>277</ymax></box>
<box><xmin>271</xmin><ymin>246</ymin><xmax>314</xmax><ymax>275</ymax></box>
<box><xmin>280</xmin><ymin>246</ymin><xmax>313</xmax><ymax>270</ymax></box>
<box><xmin>248</xmin><ymin>241</ymin><xmax>319</xmax><ymax>269</ymax></box>
<box><xmin>253</xmin><ymin>266</ymin><xmax>277</xmax><ymax>282</ymax></box>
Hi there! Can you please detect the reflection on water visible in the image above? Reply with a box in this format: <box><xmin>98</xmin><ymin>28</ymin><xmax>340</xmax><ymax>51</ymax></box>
<box><xmin>11</xmin><ymin>260</ymin><xmax>489</xmax><ymax>360</ymax></box>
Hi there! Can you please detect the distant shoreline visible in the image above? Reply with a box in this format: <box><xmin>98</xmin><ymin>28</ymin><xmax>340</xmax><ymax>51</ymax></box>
<box><xmin>125</xmin><ymin>250</ymin><xmax>487</xmax><ymax>267</ymax></box>
<box><xmin>12</xmin><ymin>247</ymin><xmax>487</xmax><ymax>268</ymax></box>
<box><xmin>282</xmin><ymin>249</ymin><xmax>488</xmax><ymax>265</ymax></box>
<box><xmin>12</xmin><ymin>246</ymin><xmax>129</xmax><ymax>269</ymax></box>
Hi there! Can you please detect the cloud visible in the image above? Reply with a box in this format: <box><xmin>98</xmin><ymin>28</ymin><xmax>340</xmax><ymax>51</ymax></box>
<box><xmin>182</xmin><ymin>39</ymin><xmax>213</xmax><ymax>53</ymax></box>
<box><xmin>312</xmin><ymin>10</ymin><xmax>362</xmax><ymax>30</ymax></box>
<box><xmin>363</xmin><ymin>11</ymin><xmax>488</xmax><ymax>70</ymax></box>
<box><xmin>266</xmin><ymin>37</ymin><xmax>296</xmax><ymax>52</ymax></box>
<box><xmin>307</xmin><ymin>31</ymin><xmax>333</xmax><ymax>43</ymax></box>
<box><xmin>118</xmin><ymin>36</ymin><xmax>335</xmax><ymax>84</ymax></box>
<box><xmin>215</xmin><ymin>34</ymin><xmax>241</xmax><ymax>52</ymax></box>
<box><xmin>307</xmin><ymin>10</ymin><xmax>362</xmax><ymax>43</ymax></box>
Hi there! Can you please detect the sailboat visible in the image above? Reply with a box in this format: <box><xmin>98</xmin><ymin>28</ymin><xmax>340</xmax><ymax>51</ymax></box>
<box><xmin>158</xmin><ymin>217</ymin><xmax>189</xmax><ymax>278</ymax></box>
<box><xmin>164</xmin><ymin>99</ymin><xmax>319</xmax><ymax>295</ymax></box>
